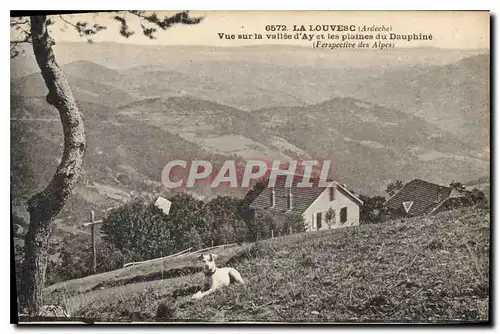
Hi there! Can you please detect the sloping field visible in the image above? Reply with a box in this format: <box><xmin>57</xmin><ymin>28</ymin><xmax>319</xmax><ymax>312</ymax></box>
<box><xmin>44</xmin><ymin>244</ymin><xmax>245</xmax><ymax>299</ymax></box>
<box><xmin>44</xmin><ymin>208</ymin><xmax>490</xmax><ymax>323</ymax></box>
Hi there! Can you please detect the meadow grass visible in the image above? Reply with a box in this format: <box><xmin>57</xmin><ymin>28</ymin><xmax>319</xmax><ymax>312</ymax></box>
<box><xmin>44</xmin><ymin>207</ymin><xmax>490</xmax><ymax>323</ymax></box>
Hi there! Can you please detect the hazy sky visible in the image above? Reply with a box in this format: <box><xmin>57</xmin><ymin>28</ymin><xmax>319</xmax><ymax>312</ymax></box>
<box><xmin>13</xmin><ymin>11</ymin><xmax>490</xmax><ymax>49</ymax></box>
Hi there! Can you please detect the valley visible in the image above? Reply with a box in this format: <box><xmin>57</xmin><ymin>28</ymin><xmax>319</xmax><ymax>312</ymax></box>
<box><xmin>11</xmin><ymin>44</ymin><xmax>490</xmax><ymax>239</ymax></box>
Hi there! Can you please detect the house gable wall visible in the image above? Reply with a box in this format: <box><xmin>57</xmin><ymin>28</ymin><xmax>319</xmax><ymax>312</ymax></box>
<box><xmin>302</xmin><ymin>184</ymin><xmax>360</xmax><ymax>232</ymax></box>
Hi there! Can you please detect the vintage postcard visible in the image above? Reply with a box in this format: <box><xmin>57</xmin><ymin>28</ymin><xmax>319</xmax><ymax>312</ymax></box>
<box><xmin>10</xmin><ymin>10</ymin><xmax>490</xmax><ymax>324</ymax></box>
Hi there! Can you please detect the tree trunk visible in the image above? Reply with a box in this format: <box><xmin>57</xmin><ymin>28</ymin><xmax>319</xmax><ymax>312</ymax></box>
<box><xmin>19</xmin><ymin>15</ymin><xmax>86</xmax><ymax>316</ymax></box>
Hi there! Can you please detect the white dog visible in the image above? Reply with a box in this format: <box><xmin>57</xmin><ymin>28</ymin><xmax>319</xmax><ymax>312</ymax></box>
<box><xmin>191</xmin><ymin>253</ymin><xmax>245</xmax><ymax>300</ymax></box>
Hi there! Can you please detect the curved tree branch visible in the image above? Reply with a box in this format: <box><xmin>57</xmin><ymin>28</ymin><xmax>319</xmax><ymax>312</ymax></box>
<box><xmin>28</xmin><ymin>15</ymin><xmax>86</xmax><ymax>213</ymax></box>
<box><xmin>19</xmin><ymin>15</ymin><xmax>86</xmax><ymax>315</ymax></box>
<box><xmin>14</xmin><ymin>10</ymin><xmax>203</xmax><ymax>316</ymax></box>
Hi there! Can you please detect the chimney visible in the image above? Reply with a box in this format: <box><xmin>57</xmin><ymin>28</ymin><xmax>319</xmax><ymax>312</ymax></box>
<box><xmin>287</xmin><ymin>188</ymin><xmax>293</xmax><ymax>210</ymax></box>
<box><xmin>329</xmin><ymin>186</ymin><xmax>336</xmax><ymax>201</ymax></box>
<box><xmin>437</xmin><ymin>189</ymin><xmax>444</xmax><ymax>203</ymax></box>
<box><xmin>270</xmin><ymin>188</ymin><xmax>276</xmax><ymax>207</ymax></box>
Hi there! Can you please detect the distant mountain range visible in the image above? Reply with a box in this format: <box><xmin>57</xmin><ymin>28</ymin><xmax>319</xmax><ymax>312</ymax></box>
<box><xmin>335</xmin><ymin>54</ymin><xmax>490</xmax><ymax>149</ymax></box>
<box><xmin>11</xmin><ymin>43</ymin><xmax>487</xmax><ymax>77</ymax></box>
<box><xmin>11</xmin><ymin>44</ymin><xmax>490</xmax><ymax>232</ymax></box>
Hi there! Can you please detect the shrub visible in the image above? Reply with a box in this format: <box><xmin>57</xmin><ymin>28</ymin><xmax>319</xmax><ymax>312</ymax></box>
<box><xmin>203</xmin><ymin>196</ymin><xmax>249</xmax><ymax>245</ymax></box>
<box><xmin>167</xmin><ymin>193</ymin><xmax>208</xmax><ymax>248</ymax></box>
<box><xmin>251</xmin><ymin>209</ymin><xmax>306</xmax><ymax>240</ymax></box>
<box><xmin>325</xmin><ymin>208</ymin><xmax>336</xmax><ymax>229</ymax></box>
<box><xmin>385</xmin><ymin>180</ymin><xmax>404</xmax><ymax>196</ymax></box>
<box><xmin>101</xmin><ymin>199</ymin><xmax>176</xmax><ymax>260</ymax></box>
<box><xmin>46</xmin><ymin>233</ymin><xmax>129</xmax><ymax>284</ymax></box>
<box><xmin>46</xmin><ymin>192</ymin><xmax>295</xmax><ymax>283</ymax></box>
<box><xmin>359</xmin><ymin>195</ymin><xmax>386</xmax><ymax>224</ymax></box>
<box><xmin>438</xmin><ymin>188</ymin><xmax>488</xmax><ymax>212</ymax></box>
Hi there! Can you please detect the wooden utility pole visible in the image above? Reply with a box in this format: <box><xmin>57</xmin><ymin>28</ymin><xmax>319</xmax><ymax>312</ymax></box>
<box><xmin>82</xmin><ymin>210</ymin><xmax>103</xmax><ymax>275</ymax></box>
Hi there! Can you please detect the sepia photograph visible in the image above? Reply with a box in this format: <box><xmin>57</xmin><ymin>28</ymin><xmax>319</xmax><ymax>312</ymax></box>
<box><xmin>10</xmin><ymin>10</ymin><xmax>490</xmax><ymax>324</ymax></box>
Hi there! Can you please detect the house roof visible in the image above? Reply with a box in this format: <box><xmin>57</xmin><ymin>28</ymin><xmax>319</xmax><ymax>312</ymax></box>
<box><xmin>248</xmin><ymin>175</ymin><xmax>362</xmax><ymax>215</ymax></box>
<box><xmin>384</xmin><ymin>179</ymin><xmax>452</xmax><ymax>216</ymax></box>
<box><xmin>154</xmin><ymin>196</ymin><xmax>172</xmax><ymax>215</ymax></box>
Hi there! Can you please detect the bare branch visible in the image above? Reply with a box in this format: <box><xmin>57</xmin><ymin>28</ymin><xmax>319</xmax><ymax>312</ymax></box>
<box><xmin>10</xmin><ymin>18</ymin><xmax>32</xmax><ymax>58</ymax></box>
<box><xmin>58</xmin><ymin>14</ymin><xmax>75</xmax><ymax>28</ymax></box>
<box><xmin>10</xmin><ymin>44</ymin><xmax>21</xmax><ymax>58</ymax></box>
<box><xmin>11</xmin><ymin>17</ymin><xmax>29</xmax><ymax>27</ymax></box>
<box><xmin>15</xmin><ymin>24</ymin><xmax>31</xmax><ymax>37</ymax></box>
<box><xmin>58</xmin><ymin>14</ymin><xmax>107</xmax><ymax>43</ymax></box>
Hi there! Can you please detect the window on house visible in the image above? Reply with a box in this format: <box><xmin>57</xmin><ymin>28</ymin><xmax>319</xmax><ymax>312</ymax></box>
<box><xmin>316</xmin><ymin>212</ymin><xmax>322</xmax><ymax>229</ymax></box>
<box><xmin>329</xmin><ymin>187</ymin><xmax>335</xmax><ymax>201</ymax></box>
<box><xmin>340</xmin><ymin>207</ymin><xmax>348</xmax><ymax>223</ymax></box>
<box><xmin>402</xmin><ymin>201</ymin><xmax>413</xmax><ymax>213</ymax></box>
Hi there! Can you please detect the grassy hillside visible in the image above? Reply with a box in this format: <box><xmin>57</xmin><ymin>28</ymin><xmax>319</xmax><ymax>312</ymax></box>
<box><xmin>10</xmin><ymin>71</ymin><xmax>136</xmax><ymax>108</ymax></box>
<box><xmin>43</xmin><ymin>208</ymin><xmax>490</xmax><ymax>323</ymax></box>
<box><xmin>338</xmin><ymin>54</ymin><xmax>490</xmax><ymax>149</ymax></box>
<box><xmin>11</xmin><ymin>54</ymin><xmax>489</xmax><ymax>196</ymax></box>
<box><xmin>115</xmin><ymin>94</ymin><xmax>488</xmax><ymax>195</ymax></box>
<box><xmin>10</xmin><ymin>95</ymin><xmax>207</xmax><ymax>227</ymax></box>
<box><xmin>254</xmin><ymin>97</ymin><xmax>487</xmax><ymax>194</ymax></box>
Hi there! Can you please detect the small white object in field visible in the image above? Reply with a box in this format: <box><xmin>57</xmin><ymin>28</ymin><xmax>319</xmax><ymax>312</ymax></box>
<box><xmin>311</xmin><ymin>310</ymin><xmax>320</xmax><ymax>315</ymax></box>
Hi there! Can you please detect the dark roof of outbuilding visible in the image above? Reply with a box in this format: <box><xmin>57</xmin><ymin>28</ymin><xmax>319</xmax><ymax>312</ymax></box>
<box><xmin>384</xmin><ymin>179</ymin><xmax>452</xmax><ymax>216</ymax></box>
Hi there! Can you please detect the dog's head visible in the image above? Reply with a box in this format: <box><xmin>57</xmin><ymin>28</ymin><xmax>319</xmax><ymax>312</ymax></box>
<box><xmin>198</xmin><ymin>253</ymin><xmax>218</xmax><ymax>273</ymax></box>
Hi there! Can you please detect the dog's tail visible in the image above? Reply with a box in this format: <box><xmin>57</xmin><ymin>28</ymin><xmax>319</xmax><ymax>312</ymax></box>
<box><xmin>228</xmin><ymin>268</ymin><xmax>245</xmax><ymax>284</ymax></box>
